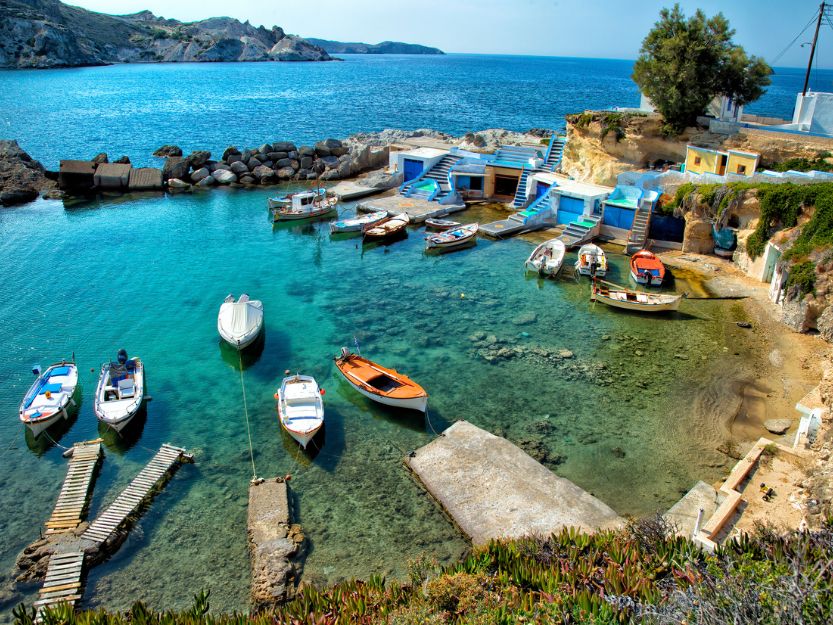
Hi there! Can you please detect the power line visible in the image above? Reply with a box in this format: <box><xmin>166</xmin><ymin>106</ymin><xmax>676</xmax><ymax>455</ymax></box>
<box><xmin>771</xmin><ymin>10</ymin><xmax>822</xmax><ymax>66</ymax></box>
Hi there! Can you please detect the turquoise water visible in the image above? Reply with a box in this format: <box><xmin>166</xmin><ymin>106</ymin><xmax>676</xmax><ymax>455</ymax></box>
<box><xmin>0</xmin><ymin>55</ymin><xmax>825</xmax><ymax>169</ymax></box>
<box><xmin>0</xmin><ymin>189</ymin><xmax>751</xmax><ymax>619</ymax></box>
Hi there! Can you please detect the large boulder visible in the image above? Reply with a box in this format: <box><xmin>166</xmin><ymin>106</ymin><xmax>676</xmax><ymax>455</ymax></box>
<box><xmin>258</xmin><ymin>143</ymin><xmax>273</xmax><ymax>155</ymax></box>
<box><xmin>681</xmin><ymin>216</ymin><xmax>714</xmax><ymax>254</ymax></box>
<box><xmin>276</xmin><ymin>167</ymin><xmax>295</xmax><ymax>180</ymax></box>
<box><xmin>162</xmin><ymin>156</ymin><xmax>189</xmax><ymax>181</ymax></box>
<box><xmin>252</xmin><ymin>165</ymin><xmax>276</xmax><ymax>181</ymax></box>
<box><xmin>213</xmin><ymin>169</ymin><xmax>237</xmax><ymax>185</ymax></box>
<box><xmin>818</xmin><ymin>305</ymin><xmax>833</xmax><ymax>343</ymax></box>
<box><xmin>248</xmin><ymin>158</ymin><xmax>263</xmax><ymax>171</ymax></box>
<box><xmin>230</xmin><ymin>161</ymin><xmax>249</xmax><ymax>175</ymax></box>
<box><xmin>0</xmin><ymin>140</ymin><xmax>52</xmax><ymax>207</ymax></box>
<box><xmin>186</xmin><ymin>150</ymin><xmax>211</xmax><ymax>168</ymax></box>
<box><xmin>267</xmin><ymin>152</ymin><xmax>285</xmax><ymax>162</ymax></box>
<box><xmin>273</xmin><ymin>141</ymin><xmax>297</xmax><ymax>153</ymax></box>
<box><xmin>92</xmin><ymin>152</ymin><xmax>108</xmax><ymax>164</ymax></box>
<box><xmin>299</xmin><ymin>156</ymin><xmax>314</xmax><ymax>170</ymax></box>
<box><xmin>209</xmin><ymin>162</ymin><xmax>231</xmax><ymax>172</ymax></box>
<box><xmin>239</xmin><ymin>175</ymin><xmax>256</xmax><ymax>185</ymax></box>
<box><xmin>298</xmin><ymin>145</ymin><xmax>315</xmax><ymax>157</ymax></box>
<box><xmin>153</xmin><ymin>145</ymin><xmax>183</xmax><ymax>157</ymax></box>
<box><xmin>190</xmin><ymin>167</ymin><xmax>210</xmax><ymax>182</ymax></box>
<box><xmin>276</xmin><ymin>158</ymin><xmax>293</xmax><ymax>169</ymax></box>
<box><xmin>167</xmin><ymin>178</ymin><xmax>191</xmax><ymax>190</ymax></box>
<box><xmin>222</xmin><ymin>146</ymin><xmax>241</xmax><ymax>161</ymax></box>
<box><xmin>196</xmin><ymin>175</ymin><xmax>216</xmax><ymax>187</ymax></box>
<box><xmin>114</xmin><ymin>155</ymin><xmax>131</xmax><ymax>164</ymax></box>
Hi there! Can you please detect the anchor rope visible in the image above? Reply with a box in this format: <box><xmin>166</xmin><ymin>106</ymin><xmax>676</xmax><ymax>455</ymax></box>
<box><xmin>238</xmin><ymin>351</ymin><xmax>258</xmax><ymax>480</ymax></box>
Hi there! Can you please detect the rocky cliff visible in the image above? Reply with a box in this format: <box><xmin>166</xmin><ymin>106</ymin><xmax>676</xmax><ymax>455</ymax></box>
<box><xmin>0</xmin><ymin>140</ymin><xmax>54</xmax><ymax>206</ymax></box>
<box><xmin>305</xmin><ymin>38</ymin><xmax>444</xmax><ymax>55</ymax></box>
<box><xmin>0</xmin><ymin>0</ymin><xmax>332</xmax><ymax>68</ymax></box>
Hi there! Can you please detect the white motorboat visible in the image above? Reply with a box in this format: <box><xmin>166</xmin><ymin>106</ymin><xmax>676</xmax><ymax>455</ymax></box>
<box><xmin>575</xmin><ymin>243</ymin><xmax>608</xmax><ymax>277</ymax></box>
<box><xmin>425</xmin><ymin>223</ymin><xmax>479</xmax><ymax>251</ymax></box>
<box><xmin>276</xmin><ymin>374</ymin><xmax>324</xmax><ymax>449</ymax></box>
<box><xmin>218</xmin><ymin>294</ymin><xmax>264</xmax><ymax>350</ymax></box>
<box><xmin>18</xmin><ymin>360</ymin><xmax>79</xmax><ymax>437</ymax></box>
<box><xmin>525</xmin><ymin>238</ymin><xmax>566</xmax><ymax>276</ymax></box>
<box><xmin>94</xmin><ymin>349</ymin><xmax>145</xmax><ymax>433</ymax></box>
<box><xmin>329</xmin><ymin>210</ymin><xmax>387</xmax><ymax>234</ymax></box>
<box><xmin>591</xmin><ymin>280</ymin><xmax>681</xmax><ymax>313</ymax></box>
<box><xmin>268</xmin><ymin>188</ymin><xmax>327</xmax><ymax>210</ymax></box>
<box><xmin>272</xmin><ymin>191</ymin><xmax>336</xmax><ymax>222</ymax></box>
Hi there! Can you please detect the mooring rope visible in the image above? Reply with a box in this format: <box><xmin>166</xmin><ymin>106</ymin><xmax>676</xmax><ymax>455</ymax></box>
<box><xmin>238</xmin><ymin>351</ymin><xmax>258</xmax><ymax>480</ymax></box>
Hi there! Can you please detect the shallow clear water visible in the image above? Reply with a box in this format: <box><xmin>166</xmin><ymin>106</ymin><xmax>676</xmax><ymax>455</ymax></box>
<box><xmin>0</xmin><ymin>188</ymin><xmax>752</xmax><ymax>619</ymax></box>
<box><xmin>0</xmin><ymin>55</ymin><xmax>826</xmax><ymax>169</ymax></box>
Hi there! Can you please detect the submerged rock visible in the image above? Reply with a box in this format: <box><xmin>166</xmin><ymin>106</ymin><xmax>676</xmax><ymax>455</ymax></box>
<box><xmin>153</xmin><ymin>145</ymin><xmax>182</xmax><ymax>157</ymax></box>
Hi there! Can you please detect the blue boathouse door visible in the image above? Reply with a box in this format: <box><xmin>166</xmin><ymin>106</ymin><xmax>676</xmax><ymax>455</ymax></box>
<box><xmin>403</xmin><ymin>159</ymin><xmax>423</xmax><ymax>182</ymax></box>
<box><xmin>557</xmin><ymin>195</ymin><xmax>585</xmax><ymax>225</ymax></box>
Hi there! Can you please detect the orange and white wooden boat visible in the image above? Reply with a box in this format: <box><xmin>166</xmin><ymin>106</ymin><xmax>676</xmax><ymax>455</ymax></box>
<box><xmin>334</xmin><ymin>348</ymin><xmax>428</xmax><ymax>412</ymax></box>
<box><xmin>630</xmin><ymin>250</ymin><xmax>665</xmax><ymax>286</ymax></box>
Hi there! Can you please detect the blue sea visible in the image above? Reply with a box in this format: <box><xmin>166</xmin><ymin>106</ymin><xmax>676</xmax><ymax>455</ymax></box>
<box><xmin>0</xmin><ymin>54</ymin><xmax>815</xmax><ymax>620</ymax></box>
<box><xmin>0</xmin><ymin>54</ymin><xmax>826</xmax><ymax>169</ymax></box>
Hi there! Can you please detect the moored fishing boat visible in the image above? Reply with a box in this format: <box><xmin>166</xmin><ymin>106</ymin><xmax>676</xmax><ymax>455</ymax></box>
<box><xmin>267</xmin><ymin>188</ymin><xmax>327</xmax><ymax>210</ymax></box>
<box><xmin>575</xmin><ymin>243</ymin><xmax>608</xmax><ymax>277</ymax></box>
<box><xmin>630</xmin><ymin>250</ymin><xmax>665</xmax><ymax>286</ymax></box>
<box><xmin>94</xmin><ymin>349</ymin><xmax>144</xmax><ymax>433</ymax></box>
<box><xmin>218</xmin><ymin>293</ymin><xmax>264</xmax><ymax>350</ymax></box>
<box><xmin>425</xmin><ymin>223</ymin><xmax>479</xmax><ymax>251</ymax></box>
<box><xmin>18</xmin><ymin>359</ymin><xmax>79</xmax><ymax>437</ymax></box>
<box><xmin>334</xmin><ymin>348</ymin><xmax>428</xmax><ymax>412</ymax></box>
<box><xmin>329</xmin><ymin>210</ymin><xmax>387</xmax><ymax>234</ymax></box>
<box><xmin>524</xmin><ymin>238</ymin><xmax>565</xmax><ymax>276</ymax></box>
<box><xmin>591</xmin><ymin>280</ymin><xmax>681</xmax><ymax>313</ymax></box>
<box><xmin>363</xmin><ymin>214</ymin><xmax>409</xmax><ymax>242</ymax></box>
<box><xmin>275</xmin><ymin>374</ymin><xmax>324</xmax><ymax>449</ymax></box>
<box><xmin>425</xmin><ymin>218</ymin><xmax>461</xmax><ymax>231</ymax></box>
<box><xmin>272</xmin><ymin>191</ymin><xmax>336</xmax><ymax>222</ymax></box>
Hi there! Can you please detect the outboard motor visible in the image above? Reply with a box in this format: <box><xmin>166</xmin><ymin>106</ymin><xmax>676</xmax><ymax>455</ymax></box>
<box><xmin>117</xmin><ymin>349</ymin><xmax>128</xmax><ymax>365</ymax></box>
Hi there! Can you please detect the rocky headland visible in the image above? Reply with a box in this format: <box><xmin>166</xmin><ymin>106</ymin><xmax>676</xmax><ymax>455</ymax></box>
<box><xmin>305</xmin><ymin>38</ymin><xmax>444</xmax><ymax>55</ymax></box>
<box><xmin>0</xmin><ymin>0</ymin><xmax>332</xmax><ymax>68</ymax></box>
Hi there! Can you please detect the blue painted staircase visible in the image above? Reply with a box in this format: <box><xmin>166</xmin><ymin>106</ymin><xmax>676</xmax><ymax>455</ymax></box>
<box><xmin>401</xmin><ymin>154</ymin><xmax>461</xmax><ymax>201</ymax></box>
<box><xmin>511</xmin><ymin>135</ymin><xmax>567</xmax><ymax>209</ymax></box>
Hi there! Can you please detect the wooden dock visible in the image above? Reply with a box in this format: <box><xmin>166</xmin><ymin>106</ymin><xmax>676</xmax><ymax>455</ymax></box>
<box><xmin>45</xmin><ymin>441</ymin><xmax>102</xmax><ymax>535</ymax></box>
<box><xmin>81</xmin><ymin>444</ymin><xmax>189</xmax><ymax>546</ymax></box>
<box><xmin>35</xmin><ymin>551</ymin><xmax>86</xmax><ymax>620</ymax></box>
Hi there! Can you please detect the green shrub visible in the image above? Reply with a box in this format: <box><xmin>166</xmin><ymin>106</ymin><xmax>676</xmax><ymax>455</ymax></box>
<box><xmin>785</xmin><ymin>261</ymin><xmax>817</xmax><ymax>295</ymax></box>
<box><xmin>771</xmin><ymin>152</ymin><xmax>833</xmax><ymax>173</ymax></box>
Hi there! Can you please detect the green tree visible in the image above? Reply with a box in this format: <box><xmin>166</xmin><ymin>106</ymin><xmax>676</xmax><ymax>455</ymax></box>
<box><xmin>633</xmin><ymin>4</ymin><xmax>771</xmax><ymax>132</ymax></box>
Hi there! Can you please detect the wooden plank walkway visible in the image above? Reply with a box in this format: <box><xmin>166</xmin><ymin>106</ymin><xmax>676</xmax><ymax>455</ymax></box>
<box><xmin>80</xmin><ymin>444</ymin><xmax>188</xmax><ymax>546</ymax></box>
<box><xmin>35</xmin><ymin>551</ymin><xmax>85</xmax><ymax>622</ymax></box>
<box><xmin>45</xmin><ymin>441</ymin><xmax>102</xmax><ymax>535</ymax></box>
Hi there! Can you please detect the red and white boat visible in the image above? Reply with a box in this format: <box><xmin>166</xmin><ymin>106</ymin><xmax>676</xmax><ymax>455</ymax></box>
<box><xmin>630</xmin><ymin>250</ymin><xmax>665</xmax><ymax>286</ymax></box>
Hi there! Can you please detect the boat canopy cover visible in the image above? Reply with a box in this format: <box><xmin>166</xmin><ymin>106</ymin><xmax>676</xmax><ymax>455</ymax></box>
<box><xmin>712</xmin><ymin>225</ymin><xmax>737</xmax><ymax>249</ymax></box>
<box><xmin>227</xmin><ymin>302</ymin><xmax>263</xmax><ymax>334</ymax></box>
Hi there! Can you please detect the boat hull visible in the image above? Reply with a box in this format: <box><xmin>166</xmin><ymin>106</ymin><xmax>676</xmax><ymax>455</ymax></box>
<box><xmin>276</xmin><ymin>374</ymin><xmax>325</xmax><ymax>450</ymax></box>
<box><xmin>592</xmin><ymin>283</ymin><xmax>681</xmax><ymax>313</ymax></box>
<box><xmin>334</xmin><ymin>351</ymin><xmax>428</xmax><ymax>413</ymax></box>
<box><xmin>24</xmin><ymin>408</ymin><xmax>69</xmax><ymax>437</ymax></box>
<box><xmin>218</xmin><ymin>299</ymin><xmax>264</xmax><ymax>350</ymax></box>
<box><xmin>344</xmin><ymin>376</ymin><xmax>429</xmax><ymax>412</ymax></box>
<box><xmin>629</xmin><ymin>269</ymin><xmax>663</xmax><ymax>287</ymax></box>
<box><xmin>94</xmin><ymin>358</ymin><xmax>145</xmax><ymax>432</ymax></box>
<box><xmin>525</xmin><ymin>239</ymin><xmax>565</xmax><ymax>276</ymax></box>
<box><xmin>273</xmin><ymin>205</ymin><xmax>335</xmax><ymax>222</ymax></box>
<box><xmin>19</xmin><ymin>361</ymin><xmax>78</xmax><ymax>437</ymax></box>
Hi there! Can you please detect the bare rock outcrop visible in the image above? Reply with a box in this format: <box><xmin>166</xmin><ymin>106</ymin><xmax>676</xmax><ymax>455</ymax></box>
<box><xmin>0</xmin><ymin>0</ymin><xmax>332</xmax><ymax>68</ymax></box>
<box><xmin>0</xmin><ymin>140</ymin><xmax>54</xmax><ymax>206</ymax></box>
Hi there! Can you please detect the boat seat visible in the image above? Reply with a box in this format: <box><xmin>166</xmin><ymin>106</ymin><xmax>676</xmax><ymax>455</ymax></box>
<box><xmin>118</xmin><ymin>378</ymin><xmax>135</xmax><ymax>399</ymax></box>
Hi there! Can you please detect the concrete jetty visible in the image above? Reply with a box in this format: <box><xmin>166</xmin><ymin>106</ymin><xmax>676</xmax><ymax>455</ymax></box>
<box><xmin>248</xmin><ymin>478</ymin><xmax>304</xmax><ymax>609</ymax></box>
<box><xmin>357</xmin><ymin>194</ymin><xmax>466</xmax><ymax>223</ymax></box>
<box><xmin>406</xmin><ymin>421</ymin><xmax>622</xmax><ymax>545</ymax></box>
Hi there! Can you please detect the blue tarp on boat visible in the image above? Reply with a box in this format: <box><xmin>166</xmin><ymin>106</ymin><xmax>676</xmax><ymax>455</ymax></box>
<box><xmin>712</xmin><ymin>224</ymin><xmax>736</xmax><ymax>250</ymax></box>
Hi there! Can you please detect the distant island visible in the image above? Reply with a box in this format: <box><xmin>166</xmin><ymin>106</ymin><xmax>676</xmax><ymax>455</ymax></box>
<box><xmin>305</xmin><ymin>39</ymin><xmax>444</xmax><ymax>55</ymax></box>
<box><xmin>0</xmin><ymin>0</ymin><xmax>332</xmax><ymax>68</ymax></box>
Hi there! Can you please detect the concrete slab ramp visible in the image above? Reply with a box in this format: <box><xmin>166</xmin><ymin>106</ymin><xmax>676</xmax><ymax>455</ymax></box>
<box><xmin>406</xmin><ymin>420</ymin><xmax>622</xmax><ymax>546</ymax></box>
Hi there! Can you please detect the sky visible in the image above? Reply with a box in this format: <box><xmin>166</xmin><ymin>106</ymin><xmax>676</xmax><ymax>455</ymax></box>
<box><xmin>65</xmin><ymin>0</ymin><xmax>833</xmax><ymax>68</ymax></box>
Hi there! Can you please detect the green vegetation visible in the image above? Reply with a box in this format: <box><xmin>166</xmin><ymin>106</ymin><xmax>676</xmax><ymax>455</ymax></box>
<box><xmin>565</xmin><ymin>112</ymin><xmax>646</xmax><ymax>143</ymax></box>
<box><xmin>786</xmin><ymin>261</ymin><xmax>817</xmax><ymax>295</ymax></box>
<box><xmin>770</xmin><ymin>152</ymin><xmax>833</xmax><ymax>173</ymax></box>
<box><xmin>633</xmin><ymin>4</ymin><xmax>771</xmax><ymax>133</ymax></box>
<box><xmin>16</xmin><ymin>520</ymin><xmax>833</xmax><ymax>625</ymax></box>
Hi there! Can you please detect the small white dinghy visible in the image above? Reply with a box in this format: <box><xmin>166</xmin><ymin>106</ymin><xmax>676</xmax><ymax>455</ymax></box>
<box><xmin>19</xmin><ymin>360</ymin><xmax>79</xmax><ymax>437</ymax></box>
<box><xmin>525</xmin><ymin>238</ymin><xmax>566</xmax><ymax>276</ymax></box>
<box><xmin>329</xmin><ymin>210</ymin><xmax>387</xmax><ymax>234</ymax></box>
<box><xmin>276</xmin><ymin>374</ymin><xmax>324</xmax><ymax>449</ymax></box>
<box><xmin>575</xmin><ymin>243</ymin><xmax>608</xmax><ymax>277</ymax></box>
<box><xmin>218</xmin><ymin>294</ymin><xmax>264</xmax><ymax>350</ymax></box>
<box><xmin>94</xmin><ymin>349</ymin><xmax>144</xmax><ymax>433</ymax></box>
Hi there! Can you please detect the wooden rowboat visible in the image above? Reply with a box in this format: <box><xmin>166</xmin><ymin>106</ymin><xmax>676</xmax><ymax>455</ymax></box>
<box><xmin>334</xmin><ymin>348</ymin><xmax>428</xmax><ymax>412</ymax></box>
<box><xmin>425</xmin><ymin>223</ymin><xmax>478</xmax><ymax>251</ymax></box>
<box><xmin>425</xmin><ymin>218</ymin><xmax>461</xmax><ymax>231</ymax></box>
<box><xmin>591</xmin><ymin>280</ymin><xmax>681</xmax><ymax>313</ymax></box>
<box><xmin>630</xmin><ymin>250</ymin><xmax>665</xmax><ymax>286</ymax></box>
<box><xmin>363</xmin><ymin>214</ymin><xmax>409</xmax><ymax>241</ymax></box>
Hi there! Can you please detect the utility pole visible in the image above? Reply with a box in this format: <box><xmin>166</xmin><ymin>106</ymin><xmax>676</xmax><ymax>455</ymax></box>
<box><xmin>803</xmin><ymin>1</ymin><xmax>826</xmax><ymax>96</ymax></box>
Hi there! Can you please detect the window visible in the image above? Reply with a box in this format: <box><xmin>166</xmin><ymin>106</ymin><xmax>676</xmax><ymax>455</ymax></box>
<box><xmin>694</xmin><ymin>156</ymin><xmax>702</xmax><ymax>165</ymax></box>
<box><xmin>469</xmin><ymin>177</ymin><xmax>483</xmax><ymax>191</ymax></box>
<box><xmin>737</xmin><ymin>164</ymin><xmax>747</xmax><ymax>174</ymax></box>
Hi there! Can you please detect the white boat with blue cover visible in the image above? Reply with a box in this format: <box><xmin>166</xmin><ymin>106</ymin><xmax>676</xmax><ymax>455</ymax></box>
<box><xmin>18</xmin><ymin>360</ymin><xmax>79</xmax><ymax>437</ymax></box>
<box><xmin>276</xmin><ymin>374</ymin><xmax>324</xmax><ymax>449</ymax></box>
<box><xmin>94</xmin><ymin>349</ymin><xmax>145</xmax><ymax>433</ymax></box>
<box><xmin>329</xmin><ymin>210</ymin><xmax>387</xmax><ymax>234</ymax></box>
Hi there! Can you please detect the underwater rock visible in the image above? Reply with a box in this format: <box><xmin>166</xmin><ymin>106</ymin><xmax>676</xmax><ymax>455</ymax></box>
<box><xmin>512</xmin><ymin>311</ymin><xmax>538</xmax><ymax>325</ymax></box>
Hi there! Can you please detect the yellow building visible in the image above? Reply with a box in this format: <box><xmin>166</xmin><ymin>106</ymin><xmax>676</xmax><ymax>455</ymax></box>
<box><xmin>684</xmin><ymin>145</ymin><xmax>759</xmax><ymax>177</ymax></box>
